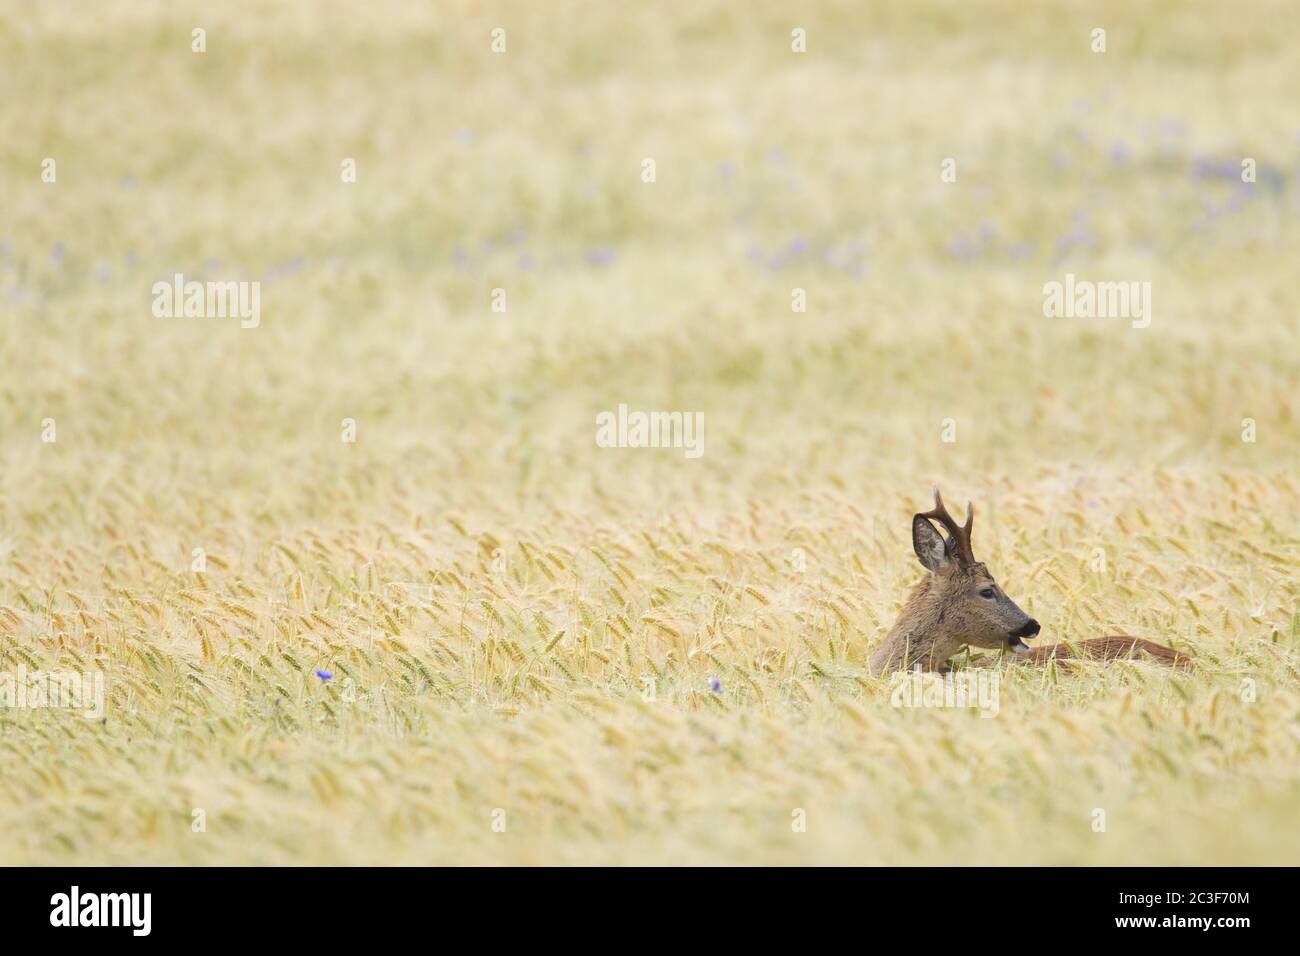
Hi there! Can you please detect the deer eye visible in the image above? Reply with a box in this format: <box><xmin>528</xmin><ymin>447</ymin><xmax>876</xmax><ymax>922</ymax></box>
<box><xmin>979</xmin><ymin>588</ymin><xmax>996</xmax><ymax>599</ymax></box>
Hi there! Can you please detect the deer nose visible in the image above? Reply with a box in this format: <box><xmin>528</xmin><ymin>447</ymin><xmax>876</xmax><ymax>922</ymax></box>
<box><xmin>1012</xmin><ymin>619</ymin><xmax>1041</xmax><ymax>639</ymax></box>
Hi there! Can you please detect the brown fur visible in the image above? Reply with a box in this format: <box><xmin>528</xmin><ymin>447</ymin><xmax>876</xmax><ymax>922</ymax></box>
<box><xmin>869</xmin><ymin>564</ymin><xmax>1003</xmax><ymax>674</ymax></box>
<box><xmin>1021</xmin><ymin>636</ymin><xmax>1193</xmax><ymax>670</ymax></box>
<box><xmin>868</xmin><ymin>488</ymin><xmax>1195</xmax><ymax>675</ymax></box>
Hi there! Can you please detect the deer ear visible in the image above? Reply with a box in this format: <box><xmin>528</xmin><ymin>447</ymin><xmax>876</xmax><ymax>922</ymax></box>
<box><xmin>912</xmin><ymin>515</ymin><xmax>951</xmax><ymax>572</ymax></box>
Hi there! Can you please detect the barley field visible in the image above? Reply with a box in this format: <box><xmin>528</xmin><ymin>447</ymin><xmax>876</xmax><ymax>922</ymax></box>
<box><xmin>2</xmin><ymin>0</ymin><xmax>1299</xmax><ymax>866</ymax></box>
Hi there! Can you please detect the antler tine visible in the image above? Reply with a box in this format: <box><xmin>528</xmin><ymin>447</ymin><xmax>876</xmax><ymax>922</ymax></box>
<box><xmin>918</xmin><ymin>486</ymin><xmax>959</xmax><ymax>539</ymax></box>
<box><xmin>920</xmin><ymin>485</ymin><xmax>976</xmax><ymax>563</ymax></box>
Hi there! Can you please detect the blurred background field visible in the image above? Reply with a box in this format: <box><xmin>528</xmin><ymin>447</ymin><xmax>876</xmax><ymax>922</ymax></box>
<box><xmin>1</xmin><ymin>0</ymin><xmax>1298</xmax><ymax>864</ymax></box>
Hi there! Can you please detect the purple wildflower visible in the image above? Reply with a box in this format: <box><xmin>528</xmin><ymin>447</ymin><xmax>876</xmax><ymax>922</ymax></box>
<box><xmin>948</xmin><ymin>234</ymin><xmax>977</xmax><ymax>260</ymax></box>
<box><xmin>584</xmin><ymin>247</ymin><xmax>615</xmax><ymax>268</ymax></box>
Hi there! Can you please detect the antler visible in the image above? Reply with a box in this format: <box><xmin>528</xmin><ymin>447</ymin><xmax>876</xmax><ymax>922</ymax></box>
<box><xmin>918</xmin><ymin>485</ymin><xmax>975</xmax><ymax>564</ymax></box>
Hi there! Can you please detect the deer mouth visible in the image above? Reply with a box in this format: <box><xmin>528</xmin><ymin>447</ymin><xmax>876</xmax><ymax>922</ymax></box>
<box><xmin>1007</xmin><ymin>620</ymin><xmax>1041</xmax><ymax>653</ymax></box>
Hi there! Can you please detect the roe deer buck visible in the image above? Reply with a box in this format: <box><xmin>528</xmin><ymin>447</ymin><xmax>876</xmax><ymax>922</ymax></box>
<box><xmin>867</xmin><ymin>487</ymin><xmax>1192</xmax><ymax>675</ymax></box>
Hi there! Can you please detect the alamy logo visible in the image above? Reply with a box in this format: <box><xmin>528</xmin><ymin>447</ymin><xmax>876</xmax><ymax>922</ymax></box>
<box><xmin>595</xmin><ymin>404</ymin><xmax>704</xmax><ymax>459</ymax></box>
<box><xmin>151</xmin><ymin>272</ymin><xmax>261</xmax><ymax>328</ymax></box>
<box><xmin>889</xmin><ymin>666</ymin><xmax>1000</xmax><ymax>718</ymax></box>
<box><xmin>1</xmin><ymin>665</ymin><xmax>104</xmax><ymax>718</ymax></box>
<box><xmin>1042</xmin><ymin>273</ymin><xmax>1151</xmax><ymax>328</ymax></box>
<box><xmin>50</xmin><ymin>886</ymin><xmax>151</xmax><ymax>936</ymax></box>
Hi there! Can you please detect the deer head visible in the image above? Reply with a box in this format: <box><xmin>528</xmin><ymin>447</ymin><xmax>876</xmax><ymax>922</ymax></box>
<box><xmin>868</xmin><ymin>487</ymin><xmax>1040</xmax><ymax>674</ymax></box>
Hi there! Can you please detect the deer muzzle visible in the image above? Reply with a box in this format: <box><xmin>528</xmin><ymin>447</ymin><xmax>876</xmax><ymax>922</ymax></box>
<box><xmin>1008</xmin><ymin>618</ymin><xmax>1041</xmax><ymax>653</ymax></box>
